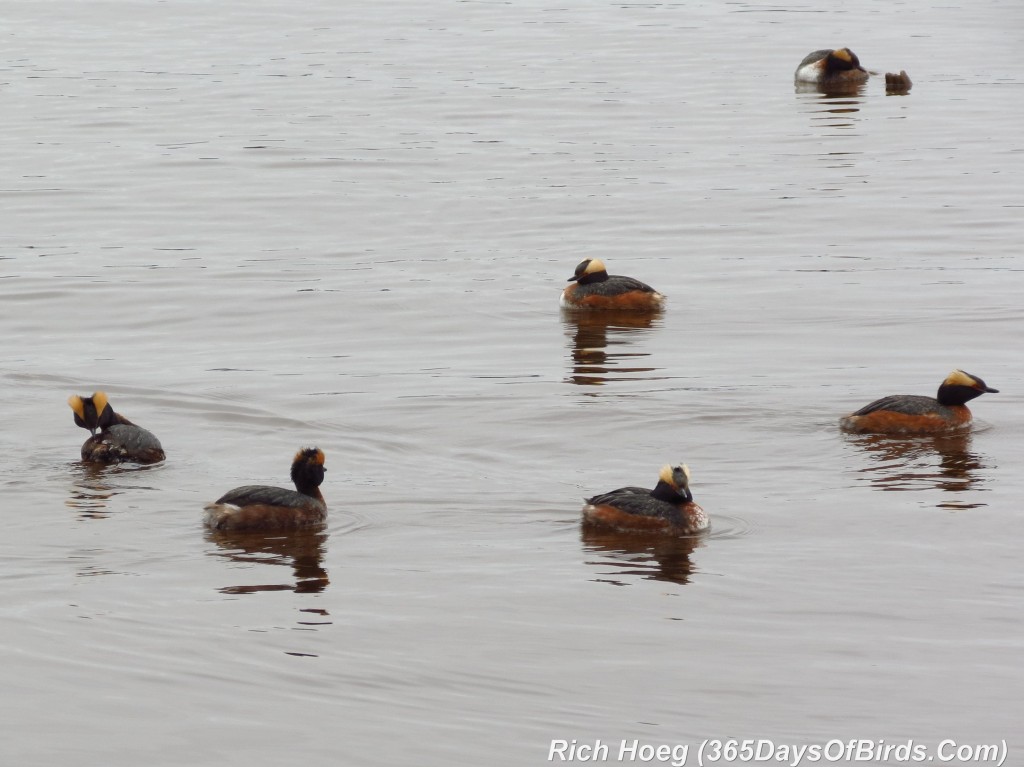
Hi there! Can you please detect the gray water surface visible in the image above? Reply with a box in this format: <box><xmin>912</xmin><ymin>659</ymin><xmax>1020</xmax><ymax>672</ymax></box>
<box><xmin>2</xmin><ymin>1</ymin><xmax>1022</xmax><ymax>765</ymax></box>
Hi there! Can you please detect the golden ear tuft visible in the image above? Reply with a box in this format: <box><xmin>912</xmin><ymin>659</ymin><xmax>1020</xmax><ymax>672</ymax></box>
<box><xmin>833</xmin><ymin>48</ymin><xmax>853</xmax><ymax>63</ymax></box>
<box><xmin>944</xmin><ymin>370</ymin><xmax>975</xmax><ymax>387</ymax></box>
<box><xmin>295</xmin><ymin>447</ymin><xmax>325</xmax><ymax>465</ymax></box>
<box><xmin>68</xmin><ymin>395</ymin><xmax>85</xmax><ymax>418</ymax></box>
<box><xmin>92</xmin><ymin>391</ymin><xmax>109</xmax><ymax>413</ymax></box>
<box><xmin>584</xmin><ymin>258</ymin><xmax>607</xmax><ymax>275</ymax></box>
<box><xmin>658</xmin><ymin>464</ymin><xmax>675</xmax><ymax>486</ymax></box>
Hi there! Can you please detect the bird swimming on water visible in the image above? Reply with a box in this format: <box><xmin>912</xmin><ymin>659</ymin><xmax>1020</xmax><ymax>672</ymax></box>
<box><xmin>560</xmin><ymin>258</ymin><xmax>665</xmax><ymax>312</ymax></box>
<box><xmin>581</xmin><ymin>463</ymin><xmax>708</xmax><ymax>535</ymax></box>
<box><xmin>839</xmin><ymin>370</ymin><xmax>998</xmax><ymax>435</ymax></box>
<box><xmin>794</xmin><ymin>48</ymin><xmax>869</xmax><ymax>89</ymax></box>
<box><xmin>68</xmin><ymin>391</ymin><xmax>165</xmax><ymax>464</ymax></box>
<box><xmin>203</xmin><ymin>447</ymin><xmax>327</xmax><ymax>532</ymax></box>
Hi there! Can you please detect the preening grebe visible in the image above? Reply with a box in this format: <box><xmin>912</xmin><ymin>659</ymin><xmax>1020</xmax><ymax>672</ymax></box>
<box><xmin>68</xmin><ymin>391</ymin><xmax>165</xmax><ymax>464</ymax></box>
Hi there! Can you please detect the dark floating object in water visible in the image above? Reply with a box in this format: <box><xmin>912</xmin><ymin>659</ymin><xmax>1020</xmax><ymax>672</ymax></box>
<box><xmin>885</xmin><ymin>70</ymin><xmax>913</xmax><ymax>93</ymax></box>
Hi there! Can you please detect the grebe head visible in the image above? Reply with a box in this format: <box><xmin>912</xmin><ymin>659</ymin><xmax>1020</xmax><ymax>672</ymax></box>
<box><xmin>943</xmin><ymin>370</ymin><xmax>997</xmax><ymax>393</ymax></box>
<box><xmin>291</xmin><ymin>447</ymin><xmax>326</xmax><ymax>489</ymax></box>
<box><xmin>828</xmin><ymin>48</ymin><xmax>866</xmax><ymax>74</ymax></box>
<box><xmin>659</xmin><ymin>463</ymin><xmax>693</xmax><ymax>502</ymax></box>
<box><xmin>68</xmin><ymin>391</ymin><xmax>115</xmax><ymax>434</ymax></box>
<box><xmin>567</xmin><ymin>258</ymin><xmax>608</xmax><ymax>283</ymax></box>
<box><xmin>937</xmin><ymin>370</ymin><xmax>998</xmax><ymax>405</ymax></box>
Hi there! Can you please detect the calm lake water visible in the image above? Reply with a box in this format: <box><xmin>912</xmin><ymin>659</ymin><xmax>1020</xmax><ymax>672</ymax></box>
<box><xmin>2</xmin><ymin>1</ymin><xmax>1023</xmax><ymax>765</ymax></box>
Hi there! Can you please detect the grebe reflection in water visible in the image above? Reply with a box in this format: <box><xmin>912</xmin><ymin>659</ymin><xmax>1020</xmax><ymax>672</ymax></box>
<box><xmin>562</xmin><ymin>310</ymin><xmax>661</xmax><ymax>387</ymax></box>
<box><xmin>844</xmin><ymin>431</ymin><xmax>990</xmax><ymax>509</ymax></box>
